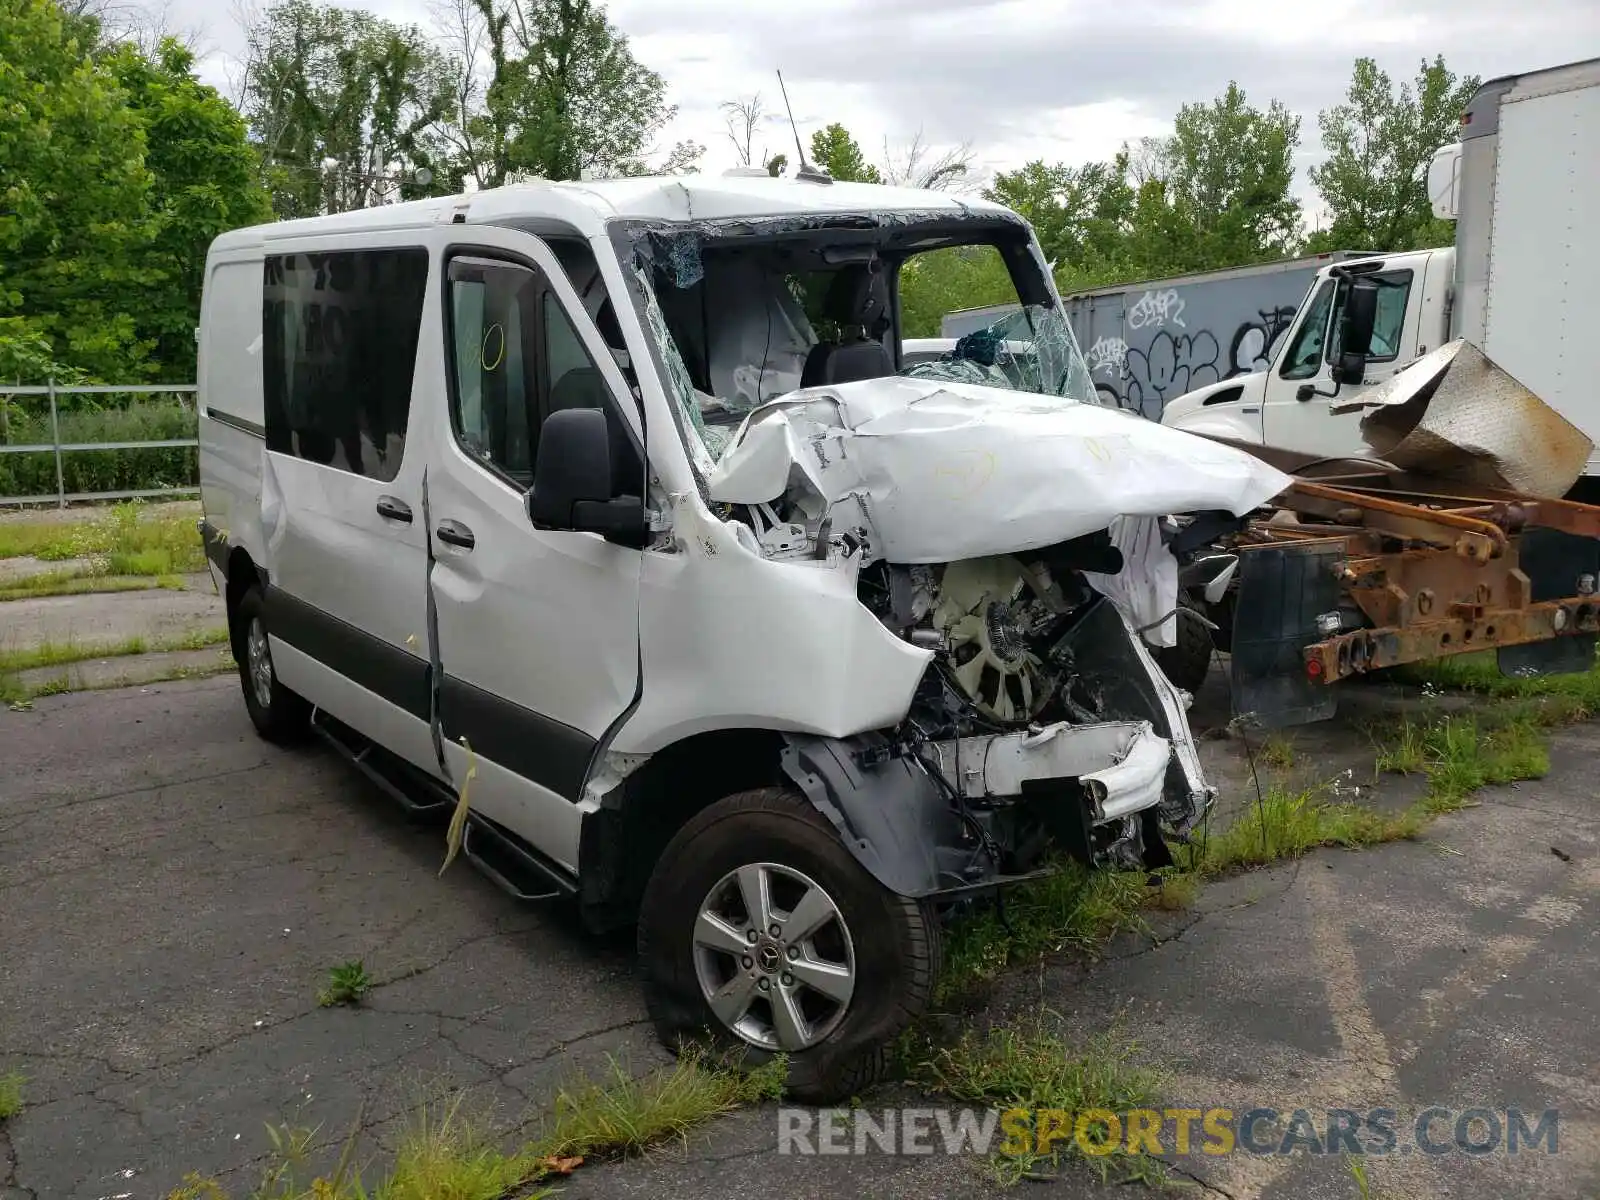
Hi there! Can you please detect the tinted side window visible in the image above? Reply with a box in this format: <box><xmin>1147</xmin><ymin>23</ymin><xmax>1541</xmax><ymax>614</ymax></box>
<box><xmin>262</xmin><ymin>249</ymin><xmax>428</xmax><ymax>482</ymax></box>
<box><xmin>447</xmin><ymin>259</ymin><xmax>540</xmax><ymax>481</ymax></box>
<box><xmin>445</xmin><ymin>255</ymin><xmax>629</xmax><ymax>489</ymax></box>
<box><xmin>1328</xmin><ymin>270</ymin><xmax>1414</xmax><ymax>362</ymax></box>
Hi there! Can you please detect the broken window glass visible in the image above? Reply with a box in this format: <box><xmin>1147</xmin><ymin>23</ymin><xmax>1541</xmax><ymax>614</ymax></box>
<box><xmin>902</xmin><ymin>303</ymin><xmax>1098</xmax><ymax>405</ymax></box>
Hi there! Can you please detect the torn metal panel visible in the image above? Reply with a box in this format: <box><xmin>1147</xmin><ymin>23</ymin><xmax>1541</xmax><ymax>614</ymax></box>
<box><xmin>925</xmin><ymin>719</ymin><xmax>1169</xmax><ymax>823</ymax></box>
<box><xmin>1353</xmin><ymin>340</ymin><xmax>1592</xmax><ymax>498</ymax></box>
<box><xmin>1081</xmin><ymin>515</ymin><xmax>1180</xmax><ymax>648</ymax></box>
<box><xmin>707</xmin><ymin>377</ymin><xmax>1293</xmax><ymax>565</ymax></box>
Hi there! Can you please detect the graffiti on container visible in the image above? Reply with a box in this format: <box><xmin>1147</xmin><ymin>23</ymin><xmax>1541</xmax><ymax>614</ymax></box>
<box><xmin>1126</xmin><ymin>289</ymin><xmax>1186</xmax><ymax>331</ymax></box>
<box><xmin>1084</xmin><ymin>335</ymin><xmax>1129</xmax><ymax>378</ymax></box>
<box><xmin>1227</xmin><ymin>306</ymin><xmax>1298</xmax><ymax>377</ymax></box>
<box><xmin>1125</xmin><ymin>330</ymin><xmax>1221</xmax><ymax>419</ymax></box>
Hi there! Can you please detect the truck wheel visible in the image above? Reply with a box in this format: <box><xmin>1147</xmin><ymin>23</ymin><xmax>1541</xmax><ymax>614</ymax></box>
<box><xmin>1156</xmin><ymin>602</ymin><xmax>1214</xmax><ymax>695</ymax></box>
<box><xmin>234</xmin><ymin>586</ymin><xmax>311</xmax><ymax>743</ymax></box>
<box><xmin>638</xmin><ymin>787</ymin><xmax>940</xmax><ymax>1103</ymax></box>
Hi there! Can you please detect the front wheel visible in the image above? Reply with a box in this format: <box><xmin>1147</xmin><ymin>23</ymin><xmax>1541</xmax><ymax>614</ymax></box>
<box><xmin>1156</xmin><ymin>601</ymin><xmax>1215</xmax><ymax>695</ymax></box>
<box><xmin>638</xmin><ymin>787</ymin><xmax>940</xmax><ymax>1102</ymax></box>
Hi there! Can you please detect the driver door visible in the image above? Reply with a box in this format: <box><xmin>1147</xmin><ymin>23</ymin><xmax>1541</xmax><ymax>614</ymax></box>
<box><xmin>423</xmin><ymin>226</ymin><xmax>646</xmax><ymax>873</ymax></box>
<box><xmin>1263</xmin><ymin>270</ymin><xmax>1417</xmax><ymax>457</ymax></box>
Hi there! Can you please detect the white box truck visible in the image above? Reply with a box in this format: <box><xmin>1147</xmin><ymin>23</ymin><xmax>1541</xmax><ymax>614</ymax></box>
<box><xmin>1162</xmin><ymin>55</ymin><xmax>1600</xmax><ymax>495</ymax></box>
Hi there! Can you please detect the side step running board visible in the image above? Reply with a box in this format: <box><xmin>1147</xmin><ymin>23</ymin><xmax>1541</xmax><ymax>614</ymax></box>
<box><xmin>310</xmin><ymin>710</ymin><xmax>456</xmax><ymax>818</ymax></box>
<box><xmin>462</xmin><ymin>816</ymin><xmax>577</xmax><ymax>903</ymax></box>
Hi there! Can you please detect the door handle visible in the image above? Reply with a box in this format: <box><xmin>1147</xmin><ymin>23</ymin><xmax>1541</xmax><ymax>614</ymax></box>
<box><xmin>436</xmin><ymin>519</ymin><xmax>475</xmax><ymax>551</ymax></box>
<box><xmin>376</xmin><ymin>495</ymin><xmax>413</xmax><ymax>523</ymax></box>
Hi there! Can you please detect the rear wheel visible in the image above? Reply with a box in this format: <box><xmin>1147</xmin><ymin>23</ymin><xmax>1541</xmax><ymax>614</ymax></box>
<box><xmin>234</xmin><ymin>586</ymin><xmax>310</xmax><ymax>743</ymax></box>
<box><xmin>638</xmin><ymin>787</ymin><xmax>939</xmax><ymax>1102</ymax></box>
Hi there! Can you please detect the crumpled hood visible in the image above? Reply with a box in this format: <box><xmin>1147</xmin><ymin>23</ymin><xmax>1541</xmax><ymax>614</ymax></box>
<box><xmin>707</xmin><ymin>376</ymin><xmax>1293</xmax><ymax>563</ymax></box>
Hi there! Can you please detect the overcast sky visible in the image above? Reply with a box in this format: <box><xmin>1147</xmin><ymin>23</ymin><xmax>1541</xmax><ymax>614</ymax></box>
<box><xmin>175</xmin><ymin>0</ymin><xmax>1600</xmax><ymax>216</ymax></box>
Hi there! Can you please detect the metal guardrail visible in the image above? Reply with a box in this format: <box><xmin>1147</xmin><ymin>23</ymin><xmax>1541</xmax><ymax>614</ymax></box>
<box><xmin>0</xmin><ymin>382</ymin><xmax>198</xmax><ymax>508</ymax></box>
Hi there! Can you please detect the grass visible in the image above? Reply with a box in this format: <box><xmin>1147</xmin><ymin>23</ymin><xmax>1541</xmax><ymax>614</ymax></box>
<box><xmin>1398</xmin><ymin>649</ymin><xmax>1600</xmax><ymax>718</ymax></box>
<box><xmin>1376</xmin><ymin>713</ymin><xmax>1549</xmax><ymax>812</ymax></box>
<box><xmin>937</xmin><ymin>862</ymin><xmax>1153</xmax><ymax>1001</ymax></box>
<box><xmin>167</xmin><ymin>1053</ymin><xmax>787</xmax><ymax>1200</ymax></box>
<box><xmin>0</xmin><ymin>626</ymin><xmax>231</xmax><ymax>706</ymax></box>
<box><xmin>0</xmin><ymin>1071</ymin><xmax>23</xmax><ymax>1120</ymax></box>
<box><xmin>1256</xmin><ymin>733</ymin><xmax>1296</xmax><ymax>770</ymax></box>
<box><xmin>910</xmin><ymin>1017</ymin><xmax>1164</xmax><ymax>1185</ymax></box>
<box><xmin>0</xmin><ymin>501</ymin><xmax>204</xmax><ymax>577</ymax></box>
<box><xmin>317</xmin><ymin>961</ymin><xmax>372</xmax><ymax>1007</ymax></box>
<box><xmin>1188</xmin><ymin>784</ymin><xmax>1423</xmax><ymax>876</ymax></box>
<box><xmin>0</xmin><ymin>625</ymin><xmax>227</xmax><ymax>675</ymax></box>
<box><xmin>0</xmin><ymin>572</ymin><xmax>184</xmax><ymax>602</ymax></box>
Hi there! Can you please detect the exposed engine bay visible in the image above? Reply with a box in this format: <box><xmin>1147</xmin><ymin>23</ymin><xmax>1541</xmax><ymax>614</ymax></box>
<box><xmin>695</xmin><ymin>375</ymin><xmax>1291</xmax><ymax>877</ymax></box>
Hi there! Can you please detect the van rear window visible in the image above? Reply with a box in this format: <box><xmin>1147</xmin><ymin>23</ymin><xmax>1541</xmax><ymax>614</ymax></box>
<box><xmin>262</xmin><ymin>249</ymin><xmax>428</xmax><ymax>482</ymax></box>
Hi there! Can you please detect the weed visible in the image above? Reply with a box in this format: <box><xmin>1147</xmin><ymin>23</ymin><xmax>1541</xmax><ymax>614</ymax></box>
<box><xmin>0</xmin><ymin>574</ymin><xmax>172</xmax><ymax>602</ymax></box>
<box><xmin>1348</xmin><ymin>1151</ymin><xmax>1374</xmax><ymax>1199</ymax></box>
<box><xmin>938</xmin><ymin>862</ymin><xmax>1151</xmax><ymax>1000</ymax></box>
<box><xmin>1189</xmin><ymin>785</ymin><xmax>1421</xmax><ymax>876</ymax></box>
<box><xmin>1257</xmin><ymin>734</ymin><xmax>1296</xmax><ymax>770</ymax></box>
<box><xmin>0</xmin><ymin>626</ymin><xmax>226</xmax><ymax>675</ymax></box>
<box><xmin>534</xmin><ymin>1052</ymin><xmax>785</xmax><ymax>1161</ymax></box>
<box><xmin>1374</xmin><ymin>721</ymin><xmax>1427</xmax><ymax>775</ymax></box>
<box><xmin>1398</xmin><ymin>649</ymin><xmax>1600</xmax><ymax>718</ymax></box>
<box><xmin>164</xmin><ymin>1054</ymin><xmax>784</xmax><ymax>1200</ymax></box>
<box><xmin>0</xmin><ymin>502</ymin><xmax>203</xmax><ymax>577</ymax></box>
<box><xmin>377</xmin><ymin>1091</ymin><xmax>541</xmax><ymax>1200</ymax></box>
<box><xmin>29</xmin><ymin>675</ymin><xmax>72</xmax><ymax>698</ymax></box>
<box><xmin>1144</xmin><ymin>870</ymin><xmax>1201</xmax><ymax>912</ymax></box>
<box><xmin>1375</xmin><ymin>715</ymin><xmax>1549</xmax><ymax>811</ymax></box>
<box><xmin>317</xmin><ymin>961</ymin><xmax>372</xmax><ymax>1007</ymax></box>
<box><xmin>0</xmin><ymin>1071</ymin><xmax>23</xmax><ymax>1120</ymax></box>
<box><xmin>912</xmin><ymin>1016</ymin><xmax>1162</xmax><ymax>1185</ymax></box>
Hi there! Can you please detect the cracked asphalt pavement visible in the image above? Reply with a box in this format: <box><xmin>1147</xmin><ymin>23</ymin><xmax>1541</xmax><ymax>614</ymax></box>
<box><xmin>3</xmin><ymin>676</ymin><xmax>1600</xmax><ymax>1199</ymax></box>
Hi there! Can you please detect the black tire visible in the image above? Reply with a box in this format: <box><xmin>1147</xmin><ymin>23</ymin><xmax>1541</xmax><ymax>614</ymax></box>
<box><xmin>638</xmin><ymin>787</ymin><xmax>939</xmax><ymax>1103</ymax></box>
<box><xmin>234</xmin><ymin>586</ymin><xmax>311</xmax><ymax>744</ymax></box>
<box><xmin>1156</xmin><ymin>602</ymin><xmax>1215</xmax><ymax>695</ymax></box>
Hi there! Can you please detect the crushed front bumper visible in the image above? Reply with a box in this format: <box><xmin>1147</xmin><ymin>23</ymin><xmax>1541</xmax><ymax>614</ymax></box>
<box><xmin>923</xmin><ymin>719</ymin><xmax>1170</xmax><ymax>823</ymax></box>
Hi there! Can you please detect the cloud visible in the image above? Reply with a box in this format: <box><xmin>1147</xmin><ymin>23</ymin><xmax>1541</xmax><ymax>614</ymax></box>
<box><xmin>168</xmin><ymin>0</ymin><xmax>1600</xmax><ymax>194</ymax></box>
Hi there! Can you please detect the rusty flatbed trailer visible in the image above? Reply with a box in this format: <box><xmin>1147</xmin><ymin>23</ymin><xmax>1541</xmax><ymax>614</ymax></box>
<box><xmin>1201</xmin><ymin>442</ymin><xmax>1600</xmax><ymax>727</ymax></box>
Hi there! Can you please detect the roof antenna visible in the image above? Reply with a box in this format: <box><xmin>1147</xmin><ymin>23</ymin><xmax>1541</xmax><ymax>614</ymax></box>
<box><xmin>777</xmin><ymin>69</ymin><xmax>833</xmax><ymax>185</ymax></box>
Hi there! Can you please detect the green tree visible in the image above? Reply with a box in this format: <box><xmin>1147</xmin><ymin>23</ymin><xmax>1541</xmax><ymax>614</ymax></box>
<box><xmin>240</xmin><ymin>0</ymin><xmax>455</xmax><ymax>217</ymax></box>
<box><xmin>107</xmin><ymin>39</ymin><xmax>274</xmax><ymax>378</ymax></box>
<box><xmin>1308</xmin><ymin>56</ymin><xmax>1479</xmax><ymax>252</ymax></box>
<box><xmin>1144</xmin><ymin>82</ymin><xmax>1303</xmax><ymax>270</ymax></box>
<box><xmin>809</xmin><ymin>122</ymin><xmax>881</xmax><ymax>183</ymax></box>
<box><xmin>897</xmin><ymin>246</ymin><xmax>1016</xmax><ymax>338</ymax></box>
<box><xmin>463</xmin><ymin>0</ymin><xmax>673</xmax><ymax>184</ymax></box>
<box><xmin>0</xmin><ymin>0</ymin><xmax>153</xmax><ymax>379</ymax></box>
<box><xmin>985</xmin><ymin>156</ymin><xmax>1134</xmax><ymax>282</ymax></box>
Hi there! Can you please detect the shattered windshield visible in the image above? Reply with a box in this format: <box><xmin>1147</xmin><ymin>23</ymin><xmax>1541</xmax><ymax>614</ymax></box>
<box><xmin>902</xmin><ymin>305</ymin><xmax>1096</xmax><ymax>404</ymax></box>
<box><xmin>614</xmin><ymin>213</ymin><xmax>1098</xmax><ymax>474</ymax></box>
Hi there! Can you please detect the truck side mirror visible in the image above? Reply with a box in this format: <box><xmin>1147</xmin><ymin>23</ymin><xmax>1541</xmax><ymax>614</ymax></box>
<box><xmin>526</xmin><ymin>408</ymin><xmax>645</xmax><ymax>542</ymax></box>
<box><xmin>1333</xmin><ymin>277</ymin><xmax>1378</xmax><ymax>385</ymax></box>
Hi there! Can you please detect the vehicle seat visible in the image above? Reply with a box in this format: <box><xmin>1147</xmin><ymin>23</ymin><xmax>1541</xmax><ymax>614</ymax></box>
<box><xmin>801</xmin><ymin>263</ymin><xmax>895</xmax><ymax>387</ymax></box>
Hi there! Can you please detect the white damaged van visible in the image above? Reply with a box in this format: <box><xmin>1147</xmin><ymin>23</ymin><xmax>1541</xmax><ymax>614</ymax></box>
<box><xmin>196</xmin><ymin>174</ymin><xmax>1288</xmax><ymax>1098</ymax></box>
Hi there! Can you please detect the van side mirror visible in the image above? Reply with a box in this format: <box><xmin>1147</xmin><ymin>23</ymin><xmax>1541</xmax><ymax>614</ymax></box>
<box><xmin>1333</xmin><ymin>277</ymin><xmax>1378</xmax><ymax>385</ymax></box>
<box><xmin>526</xmin><ymin>408</ymin><xmax>644</xmax><ymax>541</ymax></box>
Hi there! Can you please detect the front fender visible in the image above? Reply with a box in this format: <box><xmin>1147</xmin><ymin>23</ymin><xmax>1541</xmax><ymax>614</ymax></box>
<box><xmin>1162</xmin><ymin>374</ymin><xmax>1267</xmax><ymax>443</ymax></box>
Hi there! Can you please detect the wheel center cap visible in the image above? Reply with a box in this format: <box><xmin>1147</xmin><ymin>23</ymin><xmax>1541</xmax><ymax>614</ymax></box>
<box><xmin>756</xmin><ymin>940</ymin><xmax>782</xmax><ymax>973</ymax></box>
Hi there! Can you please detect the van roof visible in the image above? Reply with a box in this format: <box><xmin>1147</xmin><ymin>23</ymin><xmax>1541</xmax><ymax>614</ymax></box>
<box><xmin>211</xmin><ymin>172</ymin><xmax>1016</xmax><ymax>252</ymax></box>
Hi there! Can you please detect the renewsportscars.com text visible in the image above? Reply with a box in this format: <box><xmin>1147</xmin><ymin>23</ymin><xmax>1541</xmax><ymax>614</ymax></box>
<box><xmin>777</xmin><ymin>1106</ymin><xmax>1560</xmax><ymax>1158</ymax></box>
